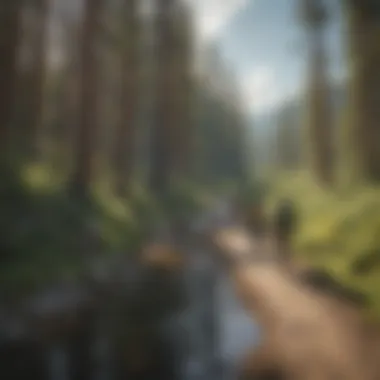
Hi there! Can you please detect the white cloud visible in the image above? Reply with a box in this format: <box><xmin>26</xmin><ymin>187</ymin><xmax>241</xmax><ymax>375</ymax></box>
<box><xmin>186</xmin><ymin>0</ymin><xmax>249</xmax><ymax>42</ymax></box>
<box><xmin>241</xmin><ymin>66</ymin><xmax>284</xmax><ymax>114</ymax></box>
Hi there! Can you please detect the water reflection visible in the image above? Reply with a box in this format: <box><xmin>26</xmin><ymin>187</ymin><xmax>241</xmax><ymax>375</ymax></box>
<box><xmin>48</xmin><ymin>344</ymin><xmax>69</xmax><ymax>380</ymax></box>
<box><xmin>0</xmin><ymin>232</ymin><xmax>261</xmax><ymax>380</ymax></box>
<box><xmin>178</xmin><ymin>244</ymin><xmax>261</xmax><ymax>380</ymax></box>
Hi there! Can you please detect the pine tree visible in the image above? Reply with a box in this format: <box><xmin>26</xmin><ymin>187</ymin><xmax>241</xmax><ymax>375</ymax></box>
<box><xmin>148</xmin><ymin>0</ymin><xmax>176</xmax><ymax>198</ymax></box>
<box><xmin>70</xmin><ymin>0</ymin><xmax>103</xmax><ymax>198</ymax></box>
<box><xmin>0</xmin><ymin>1</ymin><xmax>23</xmax><ymax>154</ymax></box>
<box><xmin>345</xmin><ymin>0</ymin><xmax>380</xmax><ymax>181</ymax></box>
<box><xmin>22</xmin><ymin>0</ymin><xmax>51</xmax><ymax>159</ymax></box>
<box><xmin>276</xmin><ymin>106</ymin><xmax>301</xmax><ymax>170</ymax></box>
<box><xmin>113</xmin><ymin>0</ymin><xmax>140</xmax><ymax>196</ymax></box>
<box><xmin>300</xmin><ymin>0</ymin><xmax>333</xmax><ymax>185</ymax></box>
<box><xmin>170</xmin><ymin>2</ymin><xmax>194</xmax><ymax>180</ymax></box>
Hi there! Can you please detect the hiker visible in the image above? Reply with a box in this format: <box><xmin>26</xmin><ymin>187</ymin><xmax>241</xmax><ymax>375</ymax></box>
<box><xmin>272</xmin><ymin>199</ymin><xmax>297</xmax><ymax>264</ymax></box>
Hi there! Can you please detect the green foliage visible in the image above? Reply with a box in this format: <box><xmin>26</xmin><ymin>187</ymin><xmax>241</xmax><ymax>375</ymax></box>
<box><xmin>163</xmin><ymin>180</ymin><xmax>211</xmax><ymax>220</ymax></box>
<box><xmin>267</xmin><ymin>172</ymin><xmax>380</xmax><ymax>320</ymax></box>
<box><xmin>0</xmin><ymin>161</ymin><xmax>216</xmax><ymax>296</ymax></box>
<box><xmin>0</xmin><ymin>164</ymin><xmax>159</xmax><ymax>295</ymax></box>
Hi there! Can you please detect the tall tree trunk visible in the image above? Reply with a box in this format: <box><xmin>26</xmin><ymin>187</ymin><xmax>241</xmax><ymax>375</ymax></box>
<box><xmin>171</xmin><ymin>4</ymin><xmax>194</xmax><ymax>181</ymax></box>
<box><xmin>307</xmin><ymin>28</ymin><xmax>333</xmax><ymax>184</ymax></box>
<box><xmin>148</xmin><ymin>0</ymin><xmax>176</xmax><ymax>199</ymax></box>
<box><xmin>276</xmin><ymin>107</ymin><xmax>301</xmax><ymax>170</ymax></box>
<box><xmin>149</xmin><ymin>0</ymin><xmax>195</xmax><ymax>198</ymax></box>
<box><xmin>70</xmin><ymin>0</ymin><xmax>103</xmax><ymax>198</ymax></box>
<box><xmin>25</xmin><ymin>0</ymin><xmax>50</xmax><ymax>160</ymax></box>
<box><xmin>51</xmin><ymin>22</ymin><xmax>81</xmax><ymax>175</ymax></box>
<box><xmin>114</xmin><ymin>0</ymin><xmax>139</xmax><ymax>196</ymax></box>
<box><xmin>232</xmin><ymin>112</ymin><xmax>248</xmax><ymax>184</ymax></box>
<box><xmin>0</xmin><ymin>2</ymin><xmax>22</xmax><ymax>155</ymax></box>
<box><xmin>346</xmin><ymin>1</ymin><xmax>380</xmax><ymax>181</ymax></box>
<box><xmin>301</xmin><ymin>0</ymin><xmax>333</xmax><ymax>185</ymax></box>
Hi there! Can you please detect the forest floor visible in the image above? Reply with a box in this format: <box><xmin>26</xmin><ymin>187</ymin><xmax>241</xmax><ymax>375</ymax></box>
<box><xmin>213</xmin><ymin>227</ymin><xmax>380</xmax><ymax>380</ymax></box>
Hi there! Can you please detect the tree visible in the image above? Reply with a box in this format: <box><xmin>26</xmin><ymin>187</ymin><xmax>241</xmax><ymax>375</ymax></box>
<box><xmin>70</xmin><ymin>0</ymin><xmax>103</xmax><ymax>198</ymax></box>
<box><xmin>299</xmin><ymin>0</ymin><xmax>334</xmax><ymax>185</ymax></box>
<box><xmin>24</xmin><ymin>0</ymin><xmax>50</xmax><ymax>159</ymax></box>
<box><xmin>276</xmin><ymin>105</ymin><xmax>301</xmax><ymax>170</ymax></box>
<box><xmin>113</xmin><ymin>0</ymin><xmax>140</xmax><ymax>196</ymax></box>
<box><xmin>169</xmin><ymin>1</ymin><xmax>195</xmax><ymax>180</ymax></box>
<box><xmin>148</xmin><ymin>0</ymin><xmax>177</xmax><ymax>198</ymax></box>
<box><xmin>48</xmin><ymin>15</ymin><xmax>81</xmax><ymax>173</ymax></box>
<box><xmin>193</xmin><ymin>47</ymin><xmax>248</xmax><ymax>188</ymax></box>
<box><xmin>344</xmin><ymin>0</ymin><xmax>380</xmax><ymax>181</ymax></box>
<box><xmin>0</xmin><ymin>1</ymin><xmax>22</xmax><ymax>155</ymax></box>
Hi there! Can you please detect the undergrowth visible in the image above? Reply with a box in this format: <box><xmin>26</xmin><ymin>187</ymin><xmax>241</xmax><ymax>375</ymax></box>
<box><xmin>0</xmin><ymin>163</ymin><xmax>207</xmax><ymax>297</ymax></box>
<box><xmin>266</xmin><ymin>170</ymin><xmax>380</xmax><ymax>320</ymax></box>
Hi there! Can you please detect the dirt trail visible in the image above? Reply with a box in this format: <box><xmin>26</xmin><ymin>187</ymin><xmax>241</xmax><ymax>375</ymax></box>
<box><xmin>213</xmin><ymin>226</ymin><xmax>379</xmax><ymax>380</ymax></box>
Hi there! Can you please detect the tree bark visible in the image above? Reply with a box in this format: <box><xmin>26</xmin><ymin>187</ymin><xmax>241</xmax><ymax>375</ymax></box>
<box><xmin>0</xmin><ymin>1</ymin><xmax>22</xmax><ymax>155</ymax></box>
<box><xmin>70</xmin><ymin>0</ymin><xmax>103</xmax><ymax>198</ymax></box>
<box><xmin>114</xmin><ymin>0</ymin><xmax>139</xmax><ymax>196</ymax></box>
<box><xmin>306</xmin><ymin>27</ymin><xmax>333</xmax><ymax>185</ymax></box>
<box><xmin>149</xmin><ymin>0</ymin><xmax>195</xmax><ymax>197</ymax></box>
<box><xmin>25</xmin><ymin>0</ymin><xmax>50</xmax><ymax>159</ymax></box>
<box><xmin>346</xmin><ymin>1</ymin><xmax>380</xmax><ymax>181</ymax></box>
<box><xmin>148</xmin><ymin>0</ymin><xmax>176</xmax><ymax>198</ymax></box>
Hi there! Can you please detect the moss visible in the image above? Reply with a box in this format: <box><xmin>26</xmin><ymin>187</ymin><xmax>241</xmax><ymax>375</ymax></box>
<box><xmin>267</xmin><ymin>172</ymin><xmax>380</xmax><ymax>320</ymax></box>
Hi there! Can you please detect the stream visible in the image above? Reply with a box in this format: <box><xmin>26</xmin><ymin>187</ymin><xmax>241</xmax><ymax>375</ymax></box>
<box><xmin>0</xmin><ymin>206</ymin><xmax>261</xmax><ymax>380</ymax></box>
<box><xmin>177</xmin><ymin>243</ymin><xmax>261</xmax><ymax>380</ymax></box>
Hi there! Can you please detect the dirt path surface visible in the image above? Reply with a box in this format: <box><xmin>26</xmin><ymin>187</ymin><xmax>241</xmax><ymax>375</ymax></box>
<box><xmin>212</xmin><ymin>226</ymin><xmax>379</xmax><ymax>380</ymax></box>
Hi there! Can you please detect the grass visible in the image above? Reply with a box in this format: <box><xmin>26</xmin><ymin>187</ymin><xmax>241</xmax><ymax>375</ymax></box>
<box><xmin>266</xmin><ymin>171</ymin><xmax>380</xmax><ymax>320</ymax></box>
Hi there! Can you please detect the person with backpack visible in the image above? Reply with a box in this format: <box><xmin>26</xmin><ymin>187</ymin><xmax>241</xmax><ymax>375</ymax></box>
<box><xmin>272</xmin><ymin>199</ymin><xmax>297</xmax><ymax>265</ymax></box>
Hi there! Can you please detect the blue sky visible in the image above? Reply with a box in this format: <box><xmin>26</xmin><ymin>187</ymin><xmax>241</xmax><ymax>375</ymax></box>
<box><xmin>188</xmin><ymin>0</ymin><xmax>345</xmax><ymax>115</ymax></box>
<box><xmin>49</xmin><ymin>0</ymin><xmax>345</xmax><ymax>116</ymax></box>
